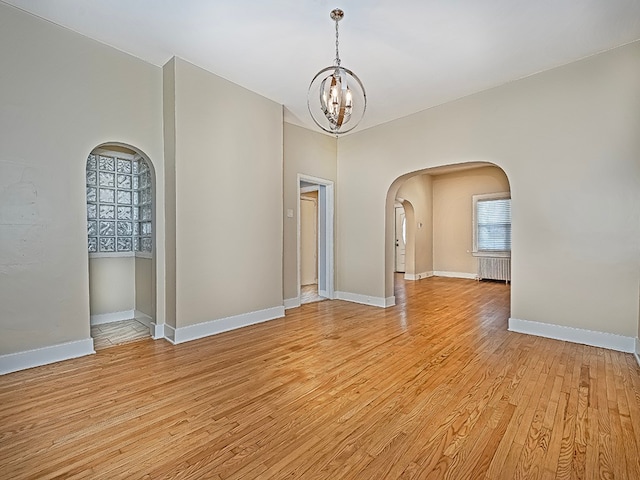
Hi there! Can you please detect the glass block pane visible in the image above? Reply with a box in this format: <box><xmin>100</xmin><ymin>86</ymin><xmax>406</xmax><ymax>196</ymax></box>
<box><xmin>132</xmin><ymin>160</ymin><xmax>139</xmax><ymax>174</ymax></box>
<box><xmin>140</xmin><ymin>173</ymin><xmax>148</xmax><ymax>189</ymax></box>
<box><xmin>87</xmin><ymin>220</ymin><xmax>97</xmax><ymax>236</ymax></box>
<box><xmin>99</xmin><ymin>156</ymin><xmax>115</xmax><ymax>171</ymax></box>
<box><xmin>117</xmin><ymin>221</ymin><xmax>132</xmax><ymax>236</ymax></box>
<box><xmin>117</xmin><ymin>190</ymin><xmax>132</xmax><ymax>205</ymax></box>
<box><xmin>99</xmin><ymin>237</ymin><xmax>116</xmax><ymax>252</ymax></box>
<box><xmin>88</xmin><ymin>237</ymin><xmax>97</xmax><ymax>253</ymax></box>
<box><xmin>99</xmin><ymin>172</ymin><xmax>115</xmax><ymax>187</ymax></box>
<box><xmin>86</xmin><ymin>155</ymin><xmax>97</xmax><ymax>171</ymax></box>
<box><xmin>133</xmin><ymin>222</ymin><xmax>140</xmax><ymax>235</ymax></box>
<box><xmin>117</xmin><ymin>174</ymin><xmax>131</xmax><ymax>190</ymax></box>
<box><xmin>141</xmin><ymin>237</ymin><xmax>152</xmax><ymax>252</ymax></box>
<box><xmin>117</xmin><ymin>158</ymin><xmax>132</xmax><ymax>174</ymax></box>
<box><xmin>99</xmin><ymin>205</ymin><xmax>115</xmax><ymax>219</ymax></box>
<box><xmin>117</xmin><ymin>237</ymin><xmax>132</xmax><ymax>252</ymax></box>
<box><xmin>133</xmin><ymin>237</ymin><xmax>140</xmax><ymax>251</ymax></box>
<box><xmin>86</xmin><ymin>187</ymin><xmax>97</xmax><ymax>203</ymax></box>
<box><xmin>141</xmin><ymin>205</ymin><xmax>151</xmax><ymax>221</ymax></box>
<box><xmin>99</xmin><ymin>221</ymin><xmax>115</xmax><ymax>236</ymax></box>
<box><xmin>87</xmin><ymin>204</ymin><xmax>97</xmax><ymax>219</ymax></box>
<box><xmin>133</xmin><ymin>191</ymin><xmax>139</xmax><ymax>206</ymax></box>
<box><xmin>132</xmin><ymin>176</ymin><xmax>139</xmax><ymax>190</ymax></box>
<box><xmin>141</xmin><ymin>222</ymin><xmax>152</xmax><ymax>235</ymax></box>
<box><xmin>86</xmin><ymin>170</ymin><xmax>97</xmax><ymax>186</ymax></box>
<box><xmin>99</xmin><ymin>188</ymin><xmax>115</xmax><ymax>203</ymax></box>
<box><xmin>117</xmin><ymin>206</ymin><xmax>132</xmax><ymax>220</ymax></box>
<box><xmin>133</xmin><ymin>207</ymin><xmax>139</xmax><ymax>220</ymax></box>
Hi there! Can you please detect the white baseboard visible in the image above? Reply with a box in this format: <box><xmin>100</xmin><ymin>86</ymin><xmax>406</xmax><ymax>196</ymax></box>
<box><xmin>509</xmin><ymin>318</ymin><xmax>635</xmax><ymax>353</ymax></box>
<box><xmin>90</xmin><ymin>309</ymin><xmax>135</xmax><ymax>326</ymax></box>
<box><xmin>166</xmin><ymin>306</ymin><xmax>285</xmax><ymax>345</ymax></box>
<box><xmin>164</xmin><ymin>324</ymin><xmax>176</xmax><ymax>344</ymax></box>
<box><xmin>335</xmin><ymin>291</ymin><xmax>395</xmax><ymax>308</ymax></box>
<box><xmin>318</xmin><ymin>289</ymin><xmax>330</xmax><ymax>298</ymax></box>
<box><xmin>150</xmin><ymin>322</ymin><xmax>164</xmax><ymax>340</ymax></box>
<box><xmin>0</xmin><ymin>338</ymin><xmax>95</xmax><ymax>375</ymax></box>
<box><xmin>284</xmin><ymin>297</ymin><xmax>301</xmax><ymax>310</ymax></box>
<box><xmin>635</xmin><ymin>338</ymin><xmax>640</xmax><ymax>367</ymax></box>
<box><xmin>404</xmin><ymin>271</ymin><xmax>433</xmax><ymax>281</ymax></box>
<box><xmin>433</xmin><ymin>271</ymin><xmax>477</xmax><ymax>280</ymax></box>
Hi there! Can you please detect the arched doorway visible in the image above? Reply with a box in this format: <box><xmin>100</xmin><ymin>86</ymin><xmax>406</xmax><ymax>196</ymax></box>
<box><xmin>386</xmin><ymin>162</ymin><xmax>512</xmax><ymax>311</ymax></box>
<box><xmin>85</xmin><ymin>143</ymin><xmax>157</xmax><ymax>349</ymax></box>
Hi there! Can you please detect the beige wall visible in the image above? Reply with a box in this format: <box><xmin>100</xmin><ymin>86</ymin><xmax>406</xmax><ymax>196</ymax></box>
<box><xmin>432</xmin><ymin>166</ymin><xmax>510</xmax><ymax>275</ymax></box>
<box><xmin>338</xmin><ymin>41</ymin><xmax>640</xmax><ymax>337</ymax></box>
<box><xmin>0</xmin><ymin>3</ymin><xmax>164</xmax><ymax>355</ymax></box>
<box><xmin>167</xmin><ymin>58</ymin><xmax>283</xmax><ymax>327</ymax></box>
<box><xmin>135</xmin><ymin>257</ymin><xmax>154</xmax><ymax>317</ymax></box>
<box><xmin>283</xmin><ymin>123</ymin><xmax>337</xmax><ymax>301</ymax></box>
<box><xmin>397</xmin><ymin>175</ymin><xmax>433</xmax><ymax>276</ymax></box>
<box><xmin>300</xmin><ymin>192</ymin><xmax>318</xmax><ymax>286</ymax></box>
<box><xmin>88</xmin><ymin>257</ymin><xmax>135</xmax><ymax>315</ymax></box>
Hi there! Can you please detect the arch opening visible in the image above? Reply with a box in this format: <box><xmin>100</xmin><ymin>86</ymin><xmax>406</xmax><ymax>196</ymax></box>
<box><xmin>385</xmin><ymin>161</ymin><xmax>512</xmax><ymax>314</ymax></box>
<box><xmin>85</xmin><ymin>142</ymin><xmax>157</xmax><ymax>349</ymax></box>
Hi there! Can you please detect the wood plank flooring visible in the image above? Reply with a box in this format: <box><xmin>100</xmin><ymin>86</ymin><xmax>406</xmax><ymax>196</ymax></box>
<box><xmin>1</xmin><ymin>276</ymin><xmax>639</xmax><ymax>479</ymax></box>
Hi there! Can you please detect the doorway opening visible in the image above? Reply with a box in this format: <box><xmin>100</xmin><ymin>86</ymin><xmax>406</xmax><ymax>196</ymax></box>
<box><xmin>298</xmin><ymin>174</ymin><xmax>334</xmax><ymax>305</ymax></box>
<box><xmin>85</xmin><ymin>143</ymin><xmax>156</xmax><ymax>349</ymax></box>
<box><xmin>385</xmin><ymin>163</ymin><xmax>512</xmax><ymax>314</ymax></box>
<box><xmin>394</xmin><ymin>203</ymin><xmax>406</xmax><ymax>273</ymax></box>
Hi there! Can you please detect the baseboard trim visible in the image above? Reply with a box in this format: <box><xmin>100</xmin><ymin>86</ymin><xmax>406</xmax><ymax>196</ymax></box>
<box><xmin>167</xmin><ymin>306</ymin><xmax>285</xmax><ymax>345</ymax></box>
<box><xmin>433</xmin><ymin>271</ymin><xmax>477</xmax><ymax>280</ymax></box>
<box><xmin>284</xmin><ymin>297</ymin><xmax>301</xmax><ymax>310</ymax></box>
<box><xmin>404</xmin><ymin>271</ymin><xmax>433</xmax><ymax>281</ymax></box>
<box><xmin>635</xmin><ymin>338</ymin><xmax>640</xmax><ymax>367</ymax></box>
<box><xmin>90</xmin><ymin>309</ymin><xmax>135</xmax><ymax>326</ymax></box>
<box><xmin>508</xmin><ymin>318</ymin><xmax>635</xmax><ymax>353</ymax></box>
<box><xmin>335</xmin><ymin>291</ymin><xmax>395</xmax><ymax>308</ymax></box>
<box><xmin>150</xmin><ymin>322</ymin><xmax>164</xmax><ymax>340</ymax></box>
<box><xmin>0</xmin><ymin>338</ymin><xmax>95</xmax><ymax>375</ymax></box>
<box><xmin>164</xmin><ymin>324</ymin><xmax>176</xmax><ymax>344</ymax></box>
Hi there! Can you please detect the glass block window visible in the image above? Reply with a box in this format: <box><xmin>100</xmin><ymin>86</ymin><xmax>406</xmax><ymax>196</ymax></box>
<box><xmin>86</xmin><ymin>153</ymin><xmax>153</xmax><ymax>254</ymax></box>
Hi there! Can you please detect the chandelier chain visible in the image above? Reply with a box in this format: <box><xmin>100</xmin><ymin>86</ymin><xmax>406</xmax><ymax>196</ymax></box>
<box><xmin>334</xmin><ymin>19</ymin><xmax>341</xmax><ymax>66</ymax></box>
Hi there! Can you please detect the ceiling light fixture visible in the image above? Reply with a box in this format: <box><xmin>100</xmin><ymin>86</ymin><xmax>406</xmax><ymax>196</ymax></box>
<box><xmin>308</xmin><ymin>8</ymin><xmax>366</xmax><ymax>136</ymax></box>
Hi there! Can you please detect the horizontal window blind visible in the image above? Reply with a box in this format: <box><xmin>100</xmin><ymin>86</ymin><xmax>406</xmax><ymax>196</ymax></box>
<box><xmin>477</xmin><ymin>198</ymin><xmax>511</xmax><ymax>252</ymax></box>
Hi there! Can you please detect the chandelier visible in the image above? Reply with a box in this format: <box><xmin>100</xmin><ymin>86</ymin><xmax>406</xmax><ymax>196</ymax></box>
<box><xmin>308</xmin><ymin>8</ymin><xmax>366</xmax><ymax>135</ymax></box>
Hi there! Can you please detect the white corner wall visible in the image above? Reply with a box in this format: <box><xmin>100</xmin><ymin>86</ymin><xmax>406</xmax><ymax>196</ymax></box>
<box><xmin>337</xmin><ymin>41</ymin><xmax>640</xmax><ymax>340</ymax></box>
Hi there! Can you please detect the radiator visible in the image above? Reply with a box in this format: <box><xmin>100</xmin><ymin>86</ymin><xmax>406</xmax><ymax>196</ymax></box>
<box><xmin>477</xmin><ymin>257</ymin><xmax>511</xmax><ymax>283</ymax></box>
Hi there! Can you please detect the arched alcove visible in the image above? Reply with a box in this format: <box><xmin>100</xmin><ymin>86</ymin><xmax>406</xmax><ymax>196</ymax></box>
<box><xmin>386</xmin><ymin>161</ymin><xmax>512</xmax><ymax>310</ymax></box>
<box><xmin>85</xmin><ymin>142</ymin><xmax>157</xmax><ymax>348</ymax></box>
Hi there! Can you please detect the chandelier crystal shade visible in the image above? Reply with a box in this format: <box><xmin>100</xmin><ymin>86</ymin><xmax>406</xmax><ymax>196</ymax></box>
<box><xmin>308</xmin><ymin>9</ymin><xmax>366</xmax><ymax>135</ymax></box>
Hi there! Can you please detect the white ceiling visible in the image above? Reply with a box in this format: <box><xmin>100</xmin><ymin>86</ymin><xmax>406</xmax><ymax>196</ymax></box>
<box><xmin>4</xmin><ymin>0</ymin><xmax>640</xmax><ymax>134</ymax></box>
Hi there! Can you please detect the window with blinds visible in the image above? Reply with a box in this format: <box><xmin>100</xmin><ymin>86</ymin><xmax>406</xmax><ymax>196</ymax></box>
<box><xmin>473</xmin><ymin>193</ymin><xmax>511</xmax><ymax>255</ymax></box>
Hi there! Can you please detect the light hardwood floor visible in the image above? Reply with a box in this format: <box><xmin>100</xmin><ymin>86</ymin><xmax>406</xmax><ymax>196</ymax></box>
<box><xmin>1</xmin><ymin>276</ymin><xmax>639</xmax><ymax>479</ymax></box>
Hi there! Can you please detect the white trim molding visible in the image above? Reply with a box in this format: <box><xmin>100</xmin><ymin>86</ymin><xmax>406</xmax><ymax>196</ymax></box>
<box><xmin>150</xmin><ymin>322</ymin><xmax>164</xmax><ymax>339</ymax></box>
<box><xmin>90</xmin><ymin>309</ymin><xmax>135</xmax><ymax>326</ymax></box>
<box><xmin>635</xmin><ymin>337</ymin><xmax>640</xmax><ymax>367</ymax></box>
<box><xmin>404</xmin><ymin>271</ymin><xmax>433</xmax><ymax>281</ymax></box>
<box><xmin>433</xmin><ymin>271</ymin><xmax>477</xmax><ymax>280</ymax></box>
<box><xmin>165</xmin><ymin>306</ymin><xmax>285</xmax><ymax>345</ymax></box>
<box><xmin>509</xmin><ymin>318</ymin><xmax>636</xmax><ymax>353</ymax></box>
<box><xmin>0</xmin><ymin>338</ymin><xmax>95</xmax><ymax>375</ymax></box>
<box><xmin>284</xmin><ymin>298</ymin><xmax>301</xmax><ymax>310</ymax></box>
<box><xmin>336</xmin><ymin>291</ymin><xmax>396</xmax><ymax>308</ymax></box>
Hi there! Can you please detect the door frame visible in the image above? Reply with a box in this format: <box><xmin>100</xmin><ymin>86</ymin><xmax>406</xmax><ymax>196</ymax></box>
<box><xmin>297</xmin><ymin>174</ymin><xmax>334</xmax><ymax>301</ymax></box>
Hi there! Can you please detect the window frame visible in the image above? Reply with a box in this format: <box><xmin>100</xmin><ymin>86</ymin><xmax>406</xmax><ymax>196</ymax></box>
<box><xmin>472</xmin><ymin>192</ymin><xmax>511</xmax><ymax>258</ymax></box>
